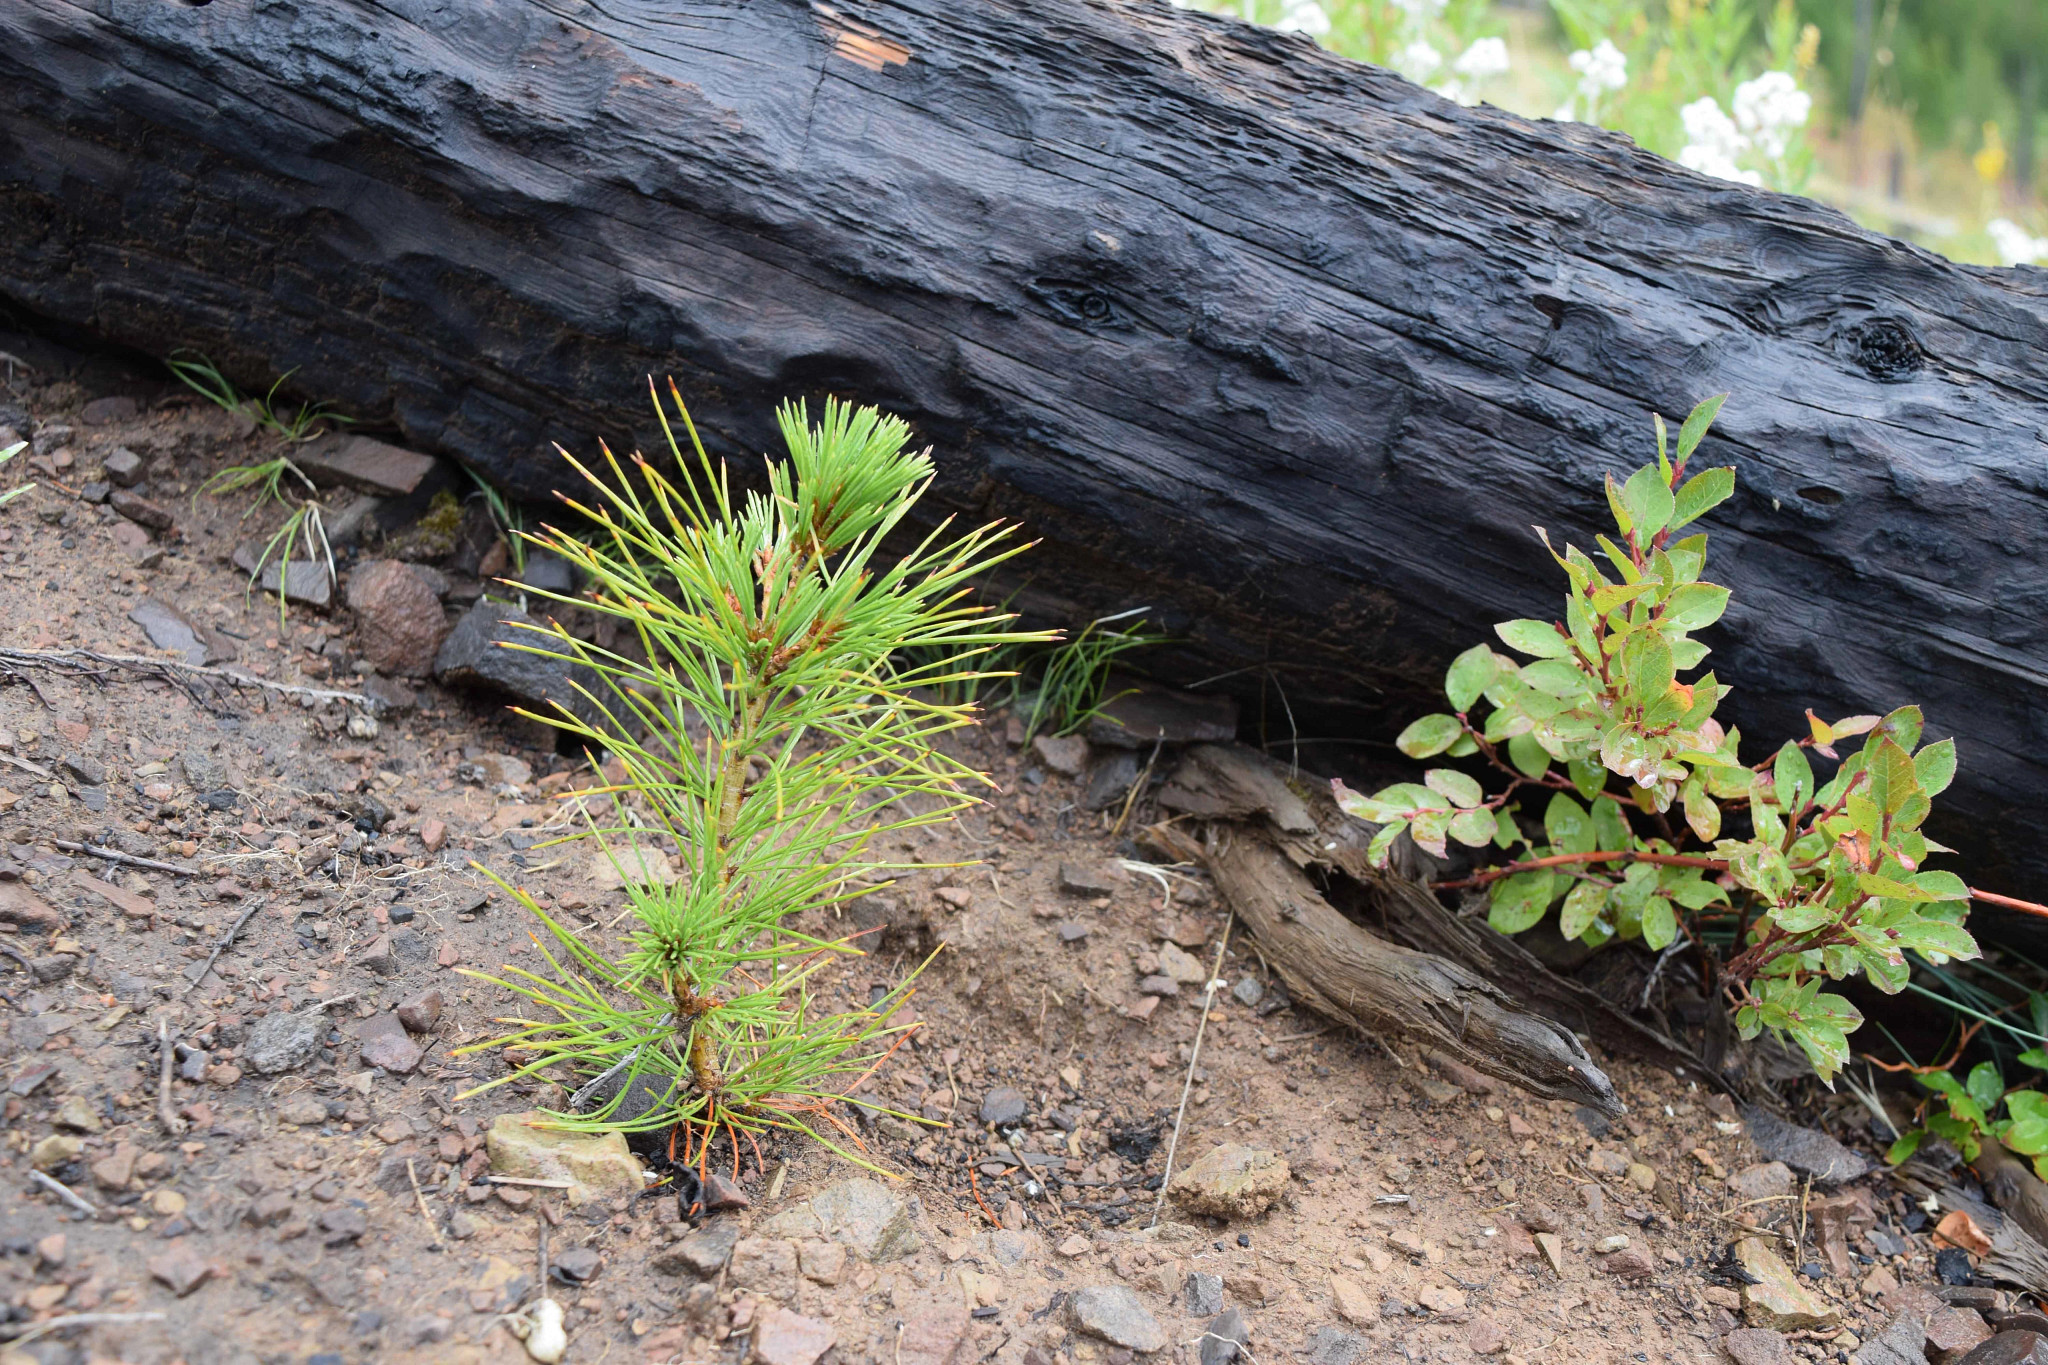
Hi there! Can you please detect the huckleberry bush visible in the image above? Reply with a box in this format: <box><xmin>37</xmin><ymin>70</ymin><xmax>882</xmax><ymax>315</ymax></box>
<box><xmin>1334</xmin><ymin>397</ymin><xmax>1978</xmax><ymax>1083</ymax></box>
<box><xmin>455</xmin><ymin>387</ymin><xmax>1041</xmax><ymax>1169</ymax></box>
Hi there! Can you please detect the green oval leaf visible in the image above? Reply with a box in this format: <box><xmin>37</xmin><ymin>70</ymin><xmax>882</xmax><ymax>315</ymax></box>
<box><xmin>1915</xmin><ymin>738</ymin><xmax>1957</xmax><ymax>796</ymax></box>
<box><xmin>1396</xmin><ymin>714</ymin><xmax>1463</xmax><ymax>759</ymax></box>
<box><xmin>1449</xmin><ymin>807</ymin><xmax>1498</xmax><ymax>848</ymax></box>
<box><xmin>1641</xmin><ymin>895</ymin><xmax>1677</xmax><ymax>950</ymax></box>
<box><xmin>1445</xmin><ymin>644</ymin><xmax>1500</xmax><ymax>712</ymax></box>
<box><xmin>1488</xmin><ymin>870</ymin><xmax>1557</xmax><ymax>935</ymax></box>
<box><xmin>1559</xmin><ymin>879</ymin><xmax>1606</xmax><ymax>940</ymax></box>
<box><xmin>1425</xmin><ymin>768</ymin><xmax>1485</xmax><ymax>810</ymax></box>
<box><xmin>1495</xmin><ymin>619</ymin><xmax>1572</xmax><ymax>659</ymax></box>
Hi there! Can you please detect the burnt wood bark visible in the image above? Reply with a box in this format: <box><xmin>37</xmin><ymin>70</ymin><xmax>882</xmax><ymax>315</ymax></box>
<box><xmin>9</xmin><ymin>0</ymin><xmax>2048</xmax><ymax>897</ymax></box>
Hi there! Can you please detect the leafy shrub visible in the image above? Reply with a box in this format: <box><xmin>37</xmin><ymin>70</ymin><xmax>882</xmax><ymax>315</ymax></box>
<box><xmin>455</xmin><ymin>385</ymin><xmax>1040</xmax><ymax>1169</ymax></box>
<box><xmin>1892</xmin><ymin>1057</ymin><xmax>2048</xmax><ymax>1177</ymax></box>
<box><xmin>1335</xmin><ymin>395</ymin><xmax>1977</xmax><ymax>1082</ymax></box>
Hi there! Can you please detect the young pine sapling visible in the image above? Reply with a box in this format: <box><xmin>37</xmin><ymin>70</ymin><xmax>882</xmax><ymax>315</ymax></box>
<box><xmin>455</xmin><ymin>385</ymin><xmax>1043</xmax><ymax>1171</ymax></box>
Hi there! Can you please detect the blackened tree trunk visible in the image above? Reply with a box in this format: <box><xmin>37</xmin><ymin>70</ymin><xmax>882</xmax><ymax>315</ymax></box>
<box><xmin>9</xmin><ymin>0</ymin><xmax>2048</xmax><ymax>901</ymax></box>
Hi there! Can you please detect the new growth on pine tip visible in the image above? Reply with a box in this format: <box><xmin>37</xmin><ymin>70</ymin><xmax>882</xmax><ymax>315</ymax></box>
<box><xmin>1335</xmin><ymin>394</ymin><xmax>1980</xmax><ymax>1084</ymax></box>
<box><xmin>453</xmin><ymin>380</ymin><xmax>1048</xmax><ymax>1175</ymax></box>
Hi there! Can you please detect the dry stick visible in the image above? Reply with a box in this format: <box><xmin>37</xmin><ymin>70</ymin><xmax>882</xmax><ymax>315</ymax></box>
<box><xmin>407</xmin><ymin>1157</ymin><xmax>442</xmax><ymax>1247</ymax></box>
<box><xmin>0</xmin><ymin>645</ymin><xmax>378</xmax><ymax>711</ymax></box>
<box><xmin>1149</xmin><ymin>914</ymin><xmax>1236</xmax><ymax>1229</ymax></box>
<box><xmin>156</xmin><ymin>1017</ymin><xmax>187</xmax><ymax>1137</ymax></box>
<box><xmin>28</xmin><ymin>1169</ymin><xmax>99</xmax><ymax>1218</ymax></box>
<box><xmin>54</xmin><ymin>839</ymin><xmax>203</xmax><ymax>877</ymax></box>
<box><xmin>0</xmin><ymin>750</ymin><xmax>55</xmax><ymax>780</ymax></box>
<box><xmin>185</xmin><ymin>897</ymin><xmax>265</xmax><ymax>998</ymax></box>
<box><xmin>1</xmin><ymin>1312</ymin><xmax>168</xmax><ymax>1348</ymax></box>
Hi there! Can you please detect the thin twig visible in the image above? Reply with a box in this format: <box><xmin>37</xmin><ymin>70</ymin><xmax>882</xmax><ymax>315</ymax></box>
<box><xmin>156</xmin><ymin>1017</ymin><xmax>187</xmax><ymax>1137</ymax></box>
<box><xmin>0</xmin><ymin>1312</ymin><xmax>167</xmax><ymax>1347</ymax></box>
<box><xmin>1967</xmin><ymin>887</ymin><xmax>2048</xmax><ymax>919</ymax></box>
<box><xmin>1638</xmin><ymin>938</ymin><xmax>1690</xmax><ymax>1012</ymax></box>
<box><xmin>29</xmin><ymin>1169</ymin><xmax>99</xmax><ymax>1217</ymax></box>
<box><xmin>185</xmin><ymin>897</ymin><xmax>264</xmax><ymax>997</ymax></box>
<box><xmin>407</xmin><ymin>1157</ymin><xmax>442</xmax><ymax>1247</ymax></box>
<box><xmin>54</xmin><ymin>839</ymin><xmax>202</xmax><ymax>877</ymax></box>
<box><xmin>1150</xmin><ymin>914</ymin><xmax>1235</xmax><ymax>1229</ymax></box>
<box><xmin>0</xmin><ymin>750</ymin><xmax>55</xmax><ymax>780</ymax></box>
<box><xmin>0</xmin><ymin>646</ymin><xmax>379</xmax><ymax>712</ymax></box>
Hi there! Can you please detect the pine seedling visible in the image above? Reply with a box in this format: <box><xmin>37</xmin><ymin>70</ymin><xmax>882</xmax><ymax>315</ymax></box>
<box><xmin>455</xmin><ymin>383</ymin><xmax>1046</xmax><ymax>1172</ymax></box>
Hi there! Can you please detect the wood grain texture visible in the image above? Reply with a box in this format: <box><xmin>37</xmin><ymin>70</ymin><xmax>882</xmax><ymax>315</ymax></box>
<box><xmin>7</xmin><ymin>0</ymin><xmax>2048</xmax><ymax>894</ymax></box>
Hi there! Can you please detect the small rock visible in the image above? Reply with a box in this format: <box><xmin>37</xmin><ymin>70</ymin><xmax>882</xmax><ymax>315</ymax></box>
<box><xmin>980</xmin><ymin>1086</ymin><xmax>1028</xmax><ymax>1127</ymax></box>
<box><xmin>277</xmin><ymin>1094</ymin><xmax>328</xmax><ymax>1126</ymax></box>
<box><xmin>1469</xmin><ymin>1317</ymin><xmax>1509</xmax><ymax>1356</ymax></box>
<box><xmin>1727</xmin><ymin>1161</ymin><xmax>1797</xmax><ymax>1203</ymax></box>
<box><xmin>81</xmin><ymin>395</ymin><xmax>140</xmax><ymax>425</ymax></box>
<box><xmin>1852</xmin><ymin>1312</ymin><xmax>1928</xmax><ymax>1365</ymax></box>
<box><xmin>1186</xmin><ymin>1270</ymin><xmax>1224</xmax><ymax>1315</ymax></box>
<box><xmin>130</xmin><ymin>597</ymin><xmax>234</xmax><ymax>667</ymax></box>
<box><xmin>1742</xmin><ymin>1106</ymin><xmax>1869</xmax><ymax>1185</ymax></box>
<box><xmin>731</xmin><ymin>1238</ymin><xmax>800</xmax><ymax>1301</ymax></box>
<box><xmin>1737</xmin><ymin>1237</ymin><xmax>1840</xmax><ymax>1330</ymax></box>
<box><xmin>1306</xmin><ymin>1326</ymin><xmax>1369</xmax><ymax>1365</ymax></box>
<box><xmin>103</xmin><ymin>447</ymin><xmax>145</xmax><ymax>486</ymax></box>
<box><xmin>54</xmin><ymin>1093</ymin><xmax>103</xmax><ymax>1133</ymax></box>
<box><xmin>434</xmin><ymin>600</ymin><xmax>600</xmax><ymax>727</ymax></box>
<box><xmin>1058</xmin><ymin>862</ymin><xmax>1119</xmax><ymax>896</ymax></box>
<box><xmin>1202</xmin><ymin>1309</ymin><xmax>1251</xmax><ymax>1365</ymax></box>
<box><xmin>1722</xmin><ymin>1326</ymin><xmax>1790</xmax><ymax>1365</ymax></box>
<box><xmin>295</xmin><ymin>433</ymin><xmax>439</xmax><ymax>497</ymax></box>
<box><xmin>347</xmin><ymin>560</ymin><xmax>450</xmax><ymax>677</ymax></box>
<box><xmin>418</xmin><ymin>818</ymin><xmax>448</xmax><ymax>852</ymax></box>
<box><xmin>1231</xmin><ymin>977</ymin><xmax>1265</xmax><ymax>1007</ymax></box>
<box><xmin>1861</xmin><ymin>1265</ymin><xmax>1901</xmax><ymax>1300</ymax></box>
<box><xmin>1138</xmin><ymin>975</ymin><xmax>1181</xmax><ymax>997</ymax></box>
<box><xmin>36</xmin><ymin>1233</ymin><xmax>67</xmax><ymax>1268</ymax></box>
<box><xmin>1573</xmin><ymin>1105</ymin><xmax>1612</xmax><ymax>1139</ymax></box>
<box><xmin>1625</xmin><ymin>1162</ymin><xmax>1658</xmax><ymax>1192</ymax></box>
<box><xmin>653</xmin><ymin>1220</ymin><xmax>740</xmax><ymax>1278</ymax></box>
<box><xmin>395</xmin><ymin>989</ymin><xmax>444</xmax><ymax>1034</ymax></box>
<box><xmin>1598</xmin><ymin>1248</ymin><xmax>1657</xmax><ymax>1279</ymax></box>
<box><xmin>357</xmin><ymin>1013</ymin><xmax>424</xmax><ymax>1074</ymax></box>
<box><xmin>897</xmin><ymin>1299</ymin><xmax>970</xmax><ymax>1365</ymax></box>
<box><xmin>1070</xmin><ymin>1284</ymin><xmax>1169</xmax><ymax>1353</ymax></box>
<box><xmin>1535</xmin><ymin>1232</ymin><xmax>1564</xmax><ymax>1274</ymax></box>
<box><xmin>750</xmin><ymin>1304</ymin><xmax>835</xmax><ymax>1365</ymax></box>
<box><xmin>152</xmin><ymin>1188</ymin><xmax>188</xmax><ymax>1217</ymax></box>
<box><xmin>1418</xmin><ymin>1283</ymin><xmax>1467</xmax><ymax>1312</ymax></box>
<box><xmin>1925</xmin><ymin>1307</ymin><xmax>1995</xmax><ymax>1364</ymax></box>
<box><xmin>357</xmin><ymin>933</ymin><xmax>399</xmax><ymax>976</ymax></box>
<box><xmin>1032</xmin><ymin>733</ymin><xmax>1090</xmax><ymax>777</ymax></box>
<box><xmin>1330</xmin><ymin>1273</ymin><xmax>1378</xmax><ymax>1326</ymax></box>
<box><xmin>702</xmin><ymin>1170</ymin><xmax>751</xmax><ymax>1212</ymax></box>
<box><xmin>148</xmin><ymin>1243</ymin><xmax>213</xmax><ymax>1296</ymax></box>
<box><xmin>551</xmin><ymin>1246</ymin><xmax>602</xmax><ymax>1284</ymax></box>
<box><xmin>320</xmin><ymin>1207</ymin><xmax>368</xmax><ymax>1244</ymax></box>
<box><xmin>486</xmin><ymin>1111</ymin><xmax>644</xmax><ymax>1207</ymax></box>
<box><xmin>1167</xmin><ymin>1143</ymin><xmax>1290</xmax><ymax>1220</ymax></box>
<box><xmin>110</xmin><ymin>487</ymin><xmax>174</xmax><ymax>530</ymax></box>
<box><xmin>245</xmin><ymin>1008</ymin><xmax>325</xmax><ymax>1075</ymax></box>
<box><xmin>246</xmin><ymin>1191</ymin><xmax>295</xmax><ymax>1226</ymax></box>
<box><xmin>797</xmin><ymin>1239</ymin><xmax>848</xmax><ymax>1286</ymax></box>
<box><xmin>1157</xmin><ymin>941</ymin><xmax>1207</xmax><ymax>985</ymax></box>
<box><xmin>31</xmin><ymin>1133</ymin><xmax>84</xmax><ymax>1171</ymax></box>
<box><xmin>1084</xmin><ymin>748</ymin><xmax>1142</xmax><ymax>811</ymax></box>
<box><xmin>1595</xmin><ymin>1234</ymin><xmax>1631</xmax><ymax>1253</ymax></box>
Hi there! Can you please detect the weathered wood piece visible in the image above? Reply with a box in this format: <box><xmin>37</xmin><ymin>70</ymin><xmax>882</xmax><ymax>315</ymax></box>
<box><xmin>9</xmin><ymin>0</ymin><xmax>2048</xmax><ymax>895</ymax></box>
<box><xmin>1151</xmin><ymin>746</ymin><xmax>1623</xmax><ymax>1111</ymax></box>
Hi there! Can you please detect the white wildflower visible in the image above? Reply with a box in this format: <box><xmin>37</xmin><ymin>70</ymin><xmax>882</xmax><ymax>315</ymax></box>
<box><xmin>1569</xmin><ymin>40</ymin><xmax>1628</xmax><ymax>98</ymax></box>
<box><xmin>1433</xmin><ymin>79</ymin><xmax>1470</xmax><ymax>105</ymax></box>
<box><xmin>1454</xmin><ymin>37</ymin><xmax>1511</xmax><ymax>81</ymax></box>
<box><xmin>1989</xmin><ymin>219</ymin><xmax>2048</xmax><ymax>267</ymax></box>
<box><xmin>1396</xmin><ymin>40</ymin><xmax>1443</xmax><ymax>80</ymax></box>
<box><xmin>1732</xmin><ymin>71</ymin><xmax>1811</xmax><ymax>159</ymax></box>
<box><xmin>1391</xmin><ymin>0</ymin><xmax>1448</xmax><ymax>17</ymax></box>
<box><xmin>1677</xmin><ymin>96</ymin><xmax>1762</xmax><ymax>186</ymax></box>
<box><xmin>1274</xmin><ymin>0</ymin><xmax>1330</xmax><ymax>36</ymax></box>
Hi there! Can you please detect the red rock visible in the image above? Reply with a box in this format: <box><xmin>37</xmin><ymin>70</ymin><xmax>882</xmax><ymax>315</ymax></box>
<box><xmin>110</xmin><ymin>488</ymin><xmax>173</xmax><ymax>530</ymax></box>
<box><xmin>1596</xmin><ymin>1248</ymin><xmax>1656</xmax><ymax>1279</ymax></box>
<box><xmin>897</xmin><ymin>1300</ymin><xmax>970</xmax><ymax>1365</ymax></box>
<box><xmin>358</xmin><ymin>1013</ymin><xmax>424</xmax><ymax>1074</ymax></box>
<box><xmin>436</xmin><ymin>940</ymin><xmax>462</xmax><ymax>968</ymax></box>
<box><xmin>751</xmin><ymin>1305</ymin><xmax>834</xmax><ymax>1365</ymax></box>
<box><xmin>1467</xmin><ymin>1316</ymin><xmax>1508</xmax><ymax>1356</ymax></box>
<box><xmin>419</xmin><ymin>817</ymin><xmax>447</xmax><ymax>852</ymax></box>
<box><xmin>346</xmin><ymin>560</ymin><xmax>449</xmax><ymax>677</ymax></box>
<box><xmin>148</xmin><ymin>1243</ymin><xmax>213</xmax><ymax>1296</ymax></box>
<box><xmin>396</xmin><ymin>989</ymin><xmax>444</xmax><ymax>1034</ymax></box>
